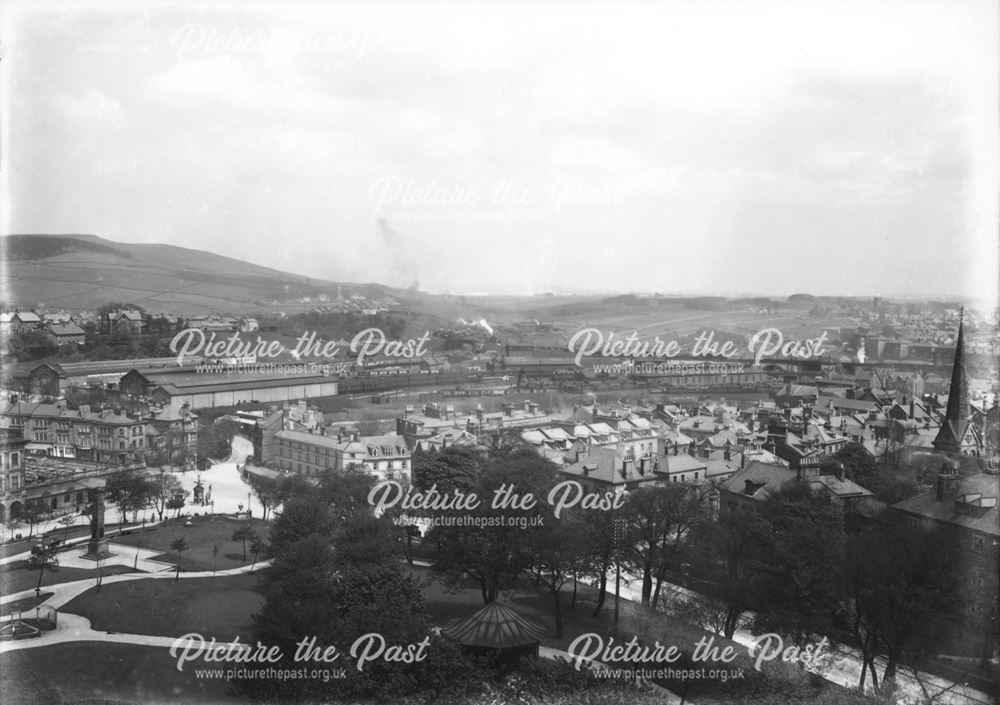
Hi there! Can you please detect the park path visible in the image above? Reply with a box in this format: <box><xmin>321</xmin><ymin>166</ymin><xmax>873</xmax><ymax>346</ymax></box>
<box><xmin>1</xmin><ymin>558</ymin><xmax>273</xmax><ymax>612</ymax></box>
<box><xmin>0</xmin><ymin>559</ymin><xmax>274</xmax><ymax>656</ymax></box>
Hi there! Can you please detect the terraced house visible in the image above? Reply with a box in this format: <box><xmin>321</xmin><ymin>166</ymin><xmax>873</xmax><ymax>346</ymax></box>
<box><xmin>0</xmin><ymin>399</ymin><xmax>147</xmax><ymax>465</ymax></box>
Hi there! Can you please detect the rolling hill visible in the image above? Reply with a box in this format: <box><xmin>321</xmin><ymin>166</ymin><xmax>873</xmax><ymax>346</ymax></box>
<box><xmin>1</xmin><ymin>234</ymin><xmax>401</xmax><ymax>314</ymax></box>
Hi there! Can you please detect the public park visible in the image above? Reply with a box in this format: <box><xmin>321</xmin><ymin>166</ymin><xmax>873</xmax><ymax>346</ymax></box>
<box><xmin>0</xmin><ymin>436</ymin><xmax>780</xmax><ymax>705</ymax></box>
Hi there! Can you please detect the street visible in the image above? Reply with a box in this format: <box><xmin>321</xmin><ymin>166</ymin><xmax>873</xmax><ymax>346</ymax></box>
<box><xmin>3</xmin><ymin>436</ymin><xmax>259</xmax><ymax>541</ymax></box>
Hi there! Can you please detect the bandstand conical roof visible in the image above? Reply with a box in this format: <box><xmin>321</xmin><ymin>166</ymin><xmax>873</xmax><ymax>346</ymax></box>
<box><xmin>440</xmin><ymin>602</ymin><xmax>546</xmax><ymax>649</ymax></box>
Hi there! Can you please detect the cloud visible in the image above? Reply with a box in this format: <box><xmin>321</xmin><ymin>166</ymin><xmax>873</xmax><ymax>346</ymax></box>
<box><xmin>51</xmin><ymin>89</ymin><xmax>128</xmax><ymax>129</ymax></box>
<box><xmin>3</xmin><ymin>1</ymin><xmax>996</xmax><ymax>301</ymax></box>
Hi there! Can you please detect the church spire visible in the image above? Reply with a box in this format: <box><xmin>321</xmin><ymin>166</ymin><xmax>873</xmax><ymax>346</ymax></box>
<box><xmin>932</xmin><ymin>310</ymin><xmax>970</xmax><ymax>454</ymax></box>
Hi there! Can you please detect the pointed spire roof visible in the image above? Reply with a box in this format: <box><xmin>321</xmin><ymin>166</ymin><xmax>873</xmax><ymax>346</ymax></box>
<box><xmin>933</xmin><ymin>311</ymin><xmax>971</xmax><ymax>454</ymax></box>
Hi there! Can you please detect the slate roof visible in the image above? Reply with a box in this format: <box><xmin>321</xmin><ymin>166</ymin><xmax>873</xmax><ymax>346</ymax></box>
<box><xmin>50</xmin><ymin>324</ymin><xmax>86</xmax><ymax>336</ymax></box>
<box><xmin>560</xmin><ymin>446</ymin><xmax>658</xmax><ymax>486</ymax></box>
<box><xmin>720</xmin><ymin>462</ymin><xmax>795</xmax><ymax>501</ymax></box>
<box><xmin>892</xmin><ymin>473</ymin><xmax>1000</xmax><ymax>537</ymax></box>
<box><xmin>659</xmin><ymin>454</ymin><xmax>707</xmax><ymax>475</ymax></box>
<box><xmin>808</xmin><ymin>474</ymin><xmax>873</xmax><ymax>498</ymax></box>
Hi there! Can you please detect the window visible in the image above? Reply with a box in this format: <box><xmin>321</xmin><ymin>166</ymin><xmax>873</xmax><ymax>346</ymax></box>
<box><xmin>973</xmin><ymin>536</ymin><xmax>985</xmax><ymax>554</ymax></box>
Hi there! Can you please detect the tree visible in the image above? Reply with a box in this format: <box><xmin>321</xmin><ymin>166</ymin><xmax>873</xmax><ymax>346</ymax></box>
<box><xmin>827</xmin><ymin>443</ymin><xmax>879</xmax><ymax>488</ymax></box>
<box><xmin>247</xmin><ymin>474</ymin><xmax>280</xmax><ymax>522</ymax></box>
<box><xmin>149</xmin><ymin>471</ymin><xmax>184</xmax><ymax>522</ymax></box>
<box><xmin>166</xmin><ymin>490</ymin><xmax>188</xmax><ymax>519</ymax></box>
<box><xmin>844</xmin><ymin>522</ymin><xmax>961</xmax><ymax>691</ymax></box>
<box><xmin>333</xmin><ymin>514</ymin><xmax>402</xmax><ymax>567</ymax></box>
<box><xmin>686</xmin><ymin>508</ymin><xmax>770</xmax><ymax>638</ymax></box>
<box><xmin>412</xmin><ymin>446</ymin><xmax>480</xmax><ymax>493</ymax></box>
<box><xmin>105</xmin><ymin>469</ymin><xmax>153</xmax><ymax>525</ymax></box>
<box><xmin>354</xmin><ymin>419</ymin><xmax>384</xmax><ymax>436</ymax></box>
<box><xmin>249</xmin><ymin>534</ymin><xmax>265</xmax><ymax>573</ymax></box>
<box><xmin>483</xmin><ymin>427</ymin><xmax>525</xmax><ymax>458</ymax></box>
<box><xmin>429</xmin><ymin>449</ymin><xmax>554</xmax><ymax>604</ymax></box>
<box><xmin>170</xmin><ymin>537</ymin><xmax>189</xmax><ymax>580</ymax></box>
<box><xmin>268</xmin><ymin>495</ymin><xmax>339</xmax><ymax>556</ymax></box>
<box><xmin>241</xmin><ymin>525</ymin><xmax>482</xmax><ymax>702</ymax></box>
<box><xmin>314</xmin><ymin>469</ymin><xmax>378</xmax><ymax>524</ymax></box>
<box><xmin>197</xmin><ymin>418</ymin><xmax>240</xmax><ymax>463</ymax></box>
<box><xmin>576</xmin><ymin>510</ymin><xmax>617</xmax><ymax>618</ymax></box>
<box><xmin>231</xmin><ymin>526</ymin><xmax>256</xmax><ymax>561</ymax></box>
<box><xmin>751</xmin><ymin>489</ymin><xmax>847</xmax><ymax>642</ymax></box>
<box><xmin>22</xmin><ymin>506</ymin><xmax>45</xmax><ymax>539</ymax></box>
<box><xmin>622</xmin><ymin>482</ymin><xmax>710</xmax><ymax>607</ymax></box>
<box><xmin>6</xmin><ymin>330</ymin><xmax>58</xmax><ymax>361</ymax></box>
<box><xmin>528</xmin><ymin>509</ymin><xmax>591</xmax><ymax>637</ymax></box>
<box><xmin>28</xmin><ymin>543</ymin><xmax>59</xmax><ymax>596</ymax></box>
<box><xmin>212</xmin><ymin>543</ymin><xmax>220</xmax><ymax>575</ymax></box>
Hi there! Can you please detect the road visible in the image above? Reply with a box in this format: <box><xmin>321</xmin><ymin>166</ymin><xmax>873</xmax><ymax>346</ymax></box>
<box><xmin>4</xmin><ymin>436</ymin><xmax>260</xmax><ymax>542</ymax></box>
<box><xmin>612</xmin><ymin>570</ymin><xmax>995</xmax><ymax>705</ymax></box>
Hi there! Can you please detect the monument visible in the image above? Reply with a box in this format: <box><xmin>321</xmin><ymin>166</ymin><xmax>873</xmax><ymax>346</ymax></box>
<box><xmin>82</xmin><ymin>488</ymin><xmax>114</xmax><ymax>560</ymax></box>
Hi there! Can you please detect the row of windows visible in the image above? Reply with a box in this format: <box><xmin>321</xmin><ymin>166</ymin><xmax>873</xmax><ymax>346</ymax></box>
<box><xmin>669</xmin><ymin>472</ymin><xmax>699</xmax><ymax>482</ymax></box>
<box><xmin>275</xmin><ymin>457</ymin><xmax>411</xmax><ymax>475</ymax></box>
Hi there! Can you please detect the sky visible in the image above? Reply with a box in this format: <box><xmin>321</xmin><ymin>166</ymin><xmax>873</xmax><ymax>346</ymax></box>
<box><xmin>2</xmin><ymin>0</ymin><xmax>998</xmax><ymax>302</ymax></box>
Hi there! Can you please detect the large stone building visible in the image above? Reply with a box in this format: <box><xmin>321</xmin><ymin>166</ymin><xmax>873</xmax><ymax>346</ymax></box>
<box><xmin>890</xmin><ymin>464</ymin><xmax>999</xmax><ymax>657</ymax></box>
<box><xmin>270</xmin><ymin>429</ymin><xmax>411</xmax><ymax>483</ymax></box>
<box><xmin>120</xmin><ymin>368</ymin><xmax>339</xmax><ymax>409</ymax></box>
<box><xmin>0</xmin><ymin>428</ymin><xmax>28</xmax><ymax>524</ymax></box>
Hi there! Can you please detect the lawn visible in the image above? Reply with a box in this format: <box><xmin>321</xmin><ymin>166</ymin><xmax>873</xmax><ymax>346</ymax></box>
<box><xmin>61</xmin><ymin>574</ymin><xmax>264</xmax><ymax>641</ymax></box>
<box><xmin>0</xmin><ymin>559</ymin><xmax>136</xmax><ymax>596</ymax></box>
<box><xmin>0</xmin><ymin>592</ymin><xmax>52</xmax><ymax>617</ymax></box>
<box><xmin>0</xmin><ymin>642</ymin><xmax>242</xmax><ymax>705</ymax></box>
<box><xmin>111</xmin><ymin>515</ymin><xmax>271</xmax><ymax>572</ymax></box>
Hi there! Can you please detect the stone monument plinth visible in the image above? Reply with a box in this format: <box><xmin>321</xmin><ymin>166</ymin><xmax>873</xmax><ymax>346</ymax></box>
<box><xmin>82</xmin><ymin>488</ymin><xmax>114</xmax><ymax>561</ymax></box>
